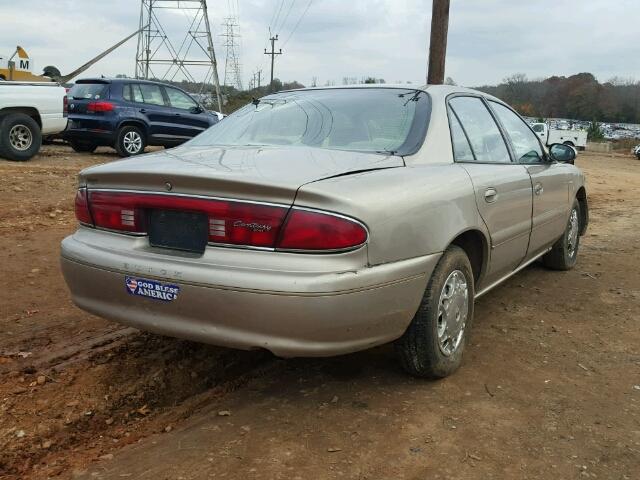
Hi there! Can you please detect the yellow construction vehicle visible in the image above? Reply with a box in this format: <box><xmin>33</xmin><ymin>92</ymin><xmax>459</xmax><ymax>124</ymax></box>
<box><xmin>0</xmin><ymin>28</ymin><xmax>144</xmax><ymax>83</ymax></box>
<box><xmin>0</xmin><ymin>46</ymin><xmax>46</xmax><ymax>81</ymax></box>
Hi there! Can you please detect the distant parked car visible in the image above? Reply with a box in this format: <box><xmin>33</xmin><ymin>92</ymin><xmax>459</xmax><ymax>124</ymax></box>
<box><xmin>64</xmin><ymin>78</ymin><xmax>219</xmax><ymax>156</ymax></box>
<box><xmin>61</xmin><ymin>85</ymin><xmax>588</xmax><ymax>378</ymax></box>
<box><xmin>633</xmin><ymin>144</ymin><xmax>640</xmax><ymax>159</ymax></box>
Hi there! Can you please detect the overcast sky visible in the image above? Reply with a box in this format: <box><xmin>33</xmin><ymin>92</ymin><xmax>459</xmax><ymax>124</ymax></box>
<box><xmin>1</xmin><ymin>0</ymin><xmax>638</xmax><ymax>88</ymax></box>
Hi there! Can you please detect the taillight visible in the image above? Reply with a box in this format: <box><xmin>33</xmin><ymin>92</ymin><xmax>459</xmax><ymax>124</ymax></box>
<box><xmin>277</xmin><ymin>209</ymin><xmax>368</xmax><ymax>251</ymax></box>
<box><xmin>63</xmin><ymin>95</ymin><xmax>68</xmax><ymax>117</ymax></box>
<box><xmin>74</xmin><ymin>188</ymin><xmax>92</xmax><ymax>225</ymax></box>
<box><xmin>87</xmin><ymin>192</ymin><xmax>288</xmax><ymax>247</ymax></box>
<box><xmin>87</xmin><ymin>101</ymin><xmax>114</xmax><ymax>113</ymax></box>
<box><xmin>76</xmin><ymin>191</ymin><xmax>367</xmax><ymax>252</ymax></box>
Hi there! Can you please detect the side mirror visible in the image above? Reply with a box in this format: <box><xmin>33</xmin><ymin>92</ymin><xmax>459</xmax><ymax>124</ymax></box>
<box><xmin>190</xmin><ymin>105</ymin><xmax>204</xmax><ymax>114</ymax></box>
<box><xmin>548</xmin><ymin>143</ymin><xmax>576</xmax><ymax>164</ymax></box>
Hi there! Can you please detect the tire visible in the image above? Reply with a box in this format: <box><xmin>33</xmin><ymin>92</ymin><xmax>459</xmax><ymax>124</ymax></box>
<box><xmin>115</xmin><ymin>125</ymin><xmax>146</xmax><ymax>157</ymax></box>
<box><xmin>0</xmin><ymin>113</ymin><xmax>42</xmax><ymax>161</ymax></box>
<box><xmin>563</xmin><ymin>141</ymin><xmax>575</xmax><ymax>147</ymax></box>
<box><xmin>543</xmin><ymin>199</ymin><xmax>581</xmax><ymax>271</ymax></box>
<box><xmin>69</xmin><ymin>140</ymin><xmax>97</xmax><ymax>153</ymax></box>
<box><xmin>396</xmin><ymin>245</ymin><xmax>474</xmax><ymax>378</ymax></box>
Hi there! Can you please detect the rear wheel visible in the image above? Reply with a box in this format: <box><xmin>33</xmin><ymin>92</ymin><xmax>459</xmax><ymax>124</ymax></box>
<box><xmin>115</xmin><ymin>125</ymin><xmax>146</xmax><ymax>157</ymax></box>
<box><xmin>396</xmin><ymin>246</ymin><xmax>474</xmax><ymax>378</ymax></box>
<box><xmin>0</xmin><ymin>113</ymin><xmax>42</xmax><ymax>161</ymax></box>
<box><xmin>69</xmin><ymin>140</ymin><xmax>97</xmax><ymax>153</ymax></box>
<box><xmin>543</xmin><ymin>199</ymin><xmax>581</xmax><ymax>270</ymax></box>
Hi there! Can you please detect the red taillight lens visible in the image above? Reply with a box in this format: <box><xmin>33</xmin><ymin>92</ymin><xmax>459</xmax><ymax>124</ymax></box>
<box><xmin>277</xmin><ymin>209</ymin><xmax>368</xmax><ymax>251</ymax></box>
<box><xmin>87</xmin><ymin>192</ymin><xmax>288</xmax><ymax>247</ymax></box>
<box><xmin>77</xmin><ymin>190</ymin><xmax>368</xmax><ymax>252</ymax></box>
<box><xmin>87</xmin><ymin>101</ymin><xmax>114</xmax><ymax>113</ymax></box>
<box><xmin>74</xmin><ymin>188</ymin><xmax>93</xmax><ymax>225</ymax></box>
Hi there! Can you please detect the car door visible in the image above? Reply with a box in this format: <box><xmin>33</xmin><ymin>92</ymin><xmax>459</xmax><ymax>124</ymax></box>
<box><xmin>488</xmin><ymin>101</ymin><xmax>571</xmax><ymax>257</ymax></box>
<box><xmin>163</xmin><ymin>86</ymin><xmax>212</xmax><ymax>140</ymax></box>
<box><xmin>448</xmin><ymin>96</ymin><xmax>533</xmax><ymax>287</ymax></box>
<box><xmin>132</xmin><ymin>83</ymin><xmax>175</xmax><ymax>141</ymax></box>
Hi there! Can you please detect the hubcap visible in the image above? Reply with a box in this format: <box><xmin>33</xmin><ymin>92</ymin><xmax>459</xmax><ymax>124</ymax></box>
<box><xmin>437</xmin><ymin>270</ymin><xmax>469</xmax><ymax>356</ymax></box>
<box><xmin>9</xmin><ymin>124</ymin><xmax>33</xmax><ymax>151</ymax></box>
<box><xmin>123</xmin><ymin>131</ymin><xmax>142</xmax><ymax>154</ymax></box>
<box><xmin>567</xmin><ymin>208</ymin><xmax>579</xmax><ymax>257</ymax></box>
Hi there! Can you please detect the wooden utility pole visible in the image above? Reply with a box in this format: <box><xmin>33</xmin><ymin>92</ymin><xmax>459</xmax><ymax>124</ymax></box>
<box><xmin>427</xmin><ymin>0</ymin><xmax>450</xmax><ymax>85</ymax></box>
<box><xmin>264</xmin><ymin>35</ymin><xmax>282</xmax><ymax>91</ymax></box>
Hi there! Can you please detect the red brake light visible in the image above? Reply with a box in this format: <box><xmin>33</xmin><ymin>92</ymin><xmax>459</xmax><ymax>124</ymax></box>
<box><xmin>76</xmin><ymin>191</ymin><xmax>367</xmax><ymax>252</ymax></box>
<box><xmin>74</xmin><ymin>188</ymin><xmax>92</xmax><ymax>225</ymax></box>
<box><xmin>87</xmin><ymin>101</ymin><xmax>114</xmax><ymax>113</ymax></box>
<box><xmin>276</xmin><ymin>209</ymin><xmax>368</xmax><ymax>251</ymax></box>
<box><xmin>87</xmin><ymin>192</ymin><xmax>288</xmax><ymax>247</ymax></box>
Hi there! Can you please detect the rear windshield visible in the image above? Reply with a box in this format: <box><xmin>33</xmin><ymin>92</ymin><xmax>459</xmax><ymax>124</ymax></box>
<box><xmin>189</xmin><ymin>88</ymin><xmax>430</xmax><ymax>155</ymax></box>
<box><xmin>68</xmin><ymin>83</ymin><xmax>108</xmax><ymax>100</ymax></box>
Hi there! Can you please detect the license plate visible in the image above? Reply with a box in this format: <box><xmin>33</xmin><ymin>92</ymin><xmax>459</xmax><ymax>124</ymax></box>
<box><xmin>148</xmin><ymin>210</ymin><xmax>208</xmax><ymax>254</ymax></box>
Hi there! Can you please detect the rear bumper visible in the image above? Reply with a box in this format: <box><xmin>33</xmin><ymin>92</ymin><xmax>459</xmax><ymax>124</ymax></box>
<box><xmin>60</xmin><ymin>228</ymin><xmax>439</xmax><ymax>357</ymax></box>
<box><xmin>64</xmin><ymin>116</ymin><xmax>116</xmax><ymax>144</ymax></box>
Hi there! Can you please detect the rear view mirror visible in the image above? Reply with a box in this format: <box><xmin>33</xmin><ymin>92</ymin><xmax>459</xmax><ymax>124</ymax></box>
<box><xmin>549</xmin><ymin>143</ymin><xmax>576</xmax><ymax>164</ymax></box>
<box><xmin>190</xmin><ymin>105</ymin><xmax>204</xmax><ymax>114</ymax></box>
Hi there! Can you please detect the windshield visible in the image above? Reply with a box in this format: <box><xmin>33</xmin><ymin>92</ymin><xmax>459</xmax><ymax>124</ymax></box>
<box><xmin>190</xmin><ymin>88</ymin><xmax>430</xmax><ymax>155</ymax></box>
<box><xmin>68</xmin><ymin>82</ymin><xmax>108</xmax><ymax>100</ymax></box>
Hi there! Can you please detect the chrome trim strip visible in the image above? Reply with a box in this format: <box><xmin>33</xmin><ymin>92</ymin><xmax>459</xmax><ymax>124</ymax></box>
<box><xmin>475</xmin><ymin>248</ymin><xmax>551</xmax><ymax>299</ymax></box>
<box><xmin>207</xmin><ymin>242</ymin><xmax>275</xmax><ymax>252</ymax></box>
<box><xmin>87</xmin><ymin>188</ymin><xmax>290</xmax><ymax>209</ymax></box>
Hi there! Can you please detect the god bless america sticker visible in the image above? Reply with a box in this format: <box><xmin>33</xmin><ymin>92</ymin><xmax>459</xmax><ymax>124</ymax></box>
<box><xmin>125</xmin><ymin>276</ymin><xmax>180</xmax><ymax>302</ymax></box>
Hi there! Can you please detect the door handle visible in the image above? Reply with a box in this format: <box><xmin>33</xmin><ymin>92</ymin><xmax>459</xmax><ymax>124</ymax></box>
<box><xmin>534</xmin><ymin>183</ymin><xmax>544</xmax><ymax>195</ymax></box>
<box><xmin>484</xmin><ymin>188</ymin><xmax>497</xmax><ymax>203</ymax></box>
<box><xmin>174</xmin><ymin>113</ymin><xmax>181</xmax><ymax>116</ymax></box>
<box><xmin>139</xmin><ymin>108</ymin><xmax>147</xmax><ymax>114</ymax></box>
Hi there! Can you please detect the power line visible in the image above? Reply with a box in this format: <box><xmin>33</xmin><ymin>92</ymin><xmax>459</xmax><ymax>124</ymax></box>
<box><xmin>281</xmin><ymin>0</ymin><xmax>314</xmax><ymax>48</ymax></box>
<box><xmin>274</xmin><ymin>0</ymin><xmax>296</xmax><ymax>34</ymax></box>
<box><xmin>270</xmin><ymin>0</ymin><xmax>286</xmax><ymax>31</ymax></box>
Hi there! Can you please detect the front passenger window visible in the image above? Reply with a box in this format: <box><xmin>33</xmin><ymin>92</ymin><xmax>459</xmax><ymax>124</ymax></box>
<box><xmin>490</xmin><ymin>101</ymin><xmax>544</xmax><ymax>163</ymax></box>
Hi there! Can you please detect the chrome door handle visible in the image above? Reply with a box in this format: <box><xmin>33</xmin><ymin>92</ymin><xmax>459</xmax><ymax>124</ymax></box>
<box><xmin>484</xmin><ymin>188</ymin><xmax>497</xmax><ymax>203</ymax></box>
<box><xmin>534</xmin><ymin>183</ymin><xmax>544</xmax><ymax>195</ymax></box>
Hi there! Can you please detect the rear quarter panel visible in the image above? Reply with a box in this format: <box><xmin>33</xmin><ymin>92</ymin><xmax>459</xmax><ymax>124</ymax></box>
<box><xmin>295</xmin><ymin>163</ymin><xmax>488</xmax><ymax>267</ymax></box>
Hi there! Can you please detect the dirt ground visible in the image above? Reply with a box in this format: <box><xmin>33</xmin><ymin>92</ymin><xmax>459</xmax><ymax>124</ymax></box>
<box><xmin>0</xmin><ymin>145</ymin><xmax>638</xmax><ymax>480</ymax></box>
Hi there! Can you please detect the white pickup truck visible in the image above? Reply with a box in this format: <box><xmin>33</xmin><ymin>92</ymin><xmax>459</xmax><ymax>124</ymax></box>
<box><xmin>0</xmin><ymin>81</ymin><xmax>67</xmax><ymax>161</ymax></box>
<box><xmin>531</xmin><ymin>122</ymin><xmax>588</xmax><ymax>150</ymax></box>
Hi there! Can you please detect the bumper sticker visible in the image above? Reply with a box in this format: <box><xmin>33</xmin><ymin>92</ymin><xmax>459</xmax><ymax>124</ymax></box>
<box><xmin>125</xmin><ymin>276</ymin><xmax>180</xmax><ymax>302</ymax></box>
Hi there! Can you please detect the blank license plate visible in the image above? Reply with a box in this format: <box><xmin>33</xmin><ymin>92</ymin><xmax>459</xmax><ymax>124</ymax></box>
<box><xmin>148</xmin><ymin>210</ymin><xmax>208</xmax><ymax>254</ymax></box>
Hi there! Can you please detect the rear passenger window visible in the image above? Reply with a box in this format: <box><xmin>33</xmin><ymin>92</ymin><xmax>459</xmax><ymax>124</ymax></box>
<box><xmin>138</xmin><ymin>84</ymin><xmax>165</xmax><ymax>106</ymax></box>
<box><xmin>448</xmin><ymin>97</ymin><xmax>511</xmax><ymax>163</ymax></box>
<box><xmin>448</xmin><ymin>107</ymin><xmax>475</xmax><ymax>162</ymax></box>
<box><xmin>124</xmin><ymin>84</ymin><xmax>144</xmax><ymax>103</ymax></box>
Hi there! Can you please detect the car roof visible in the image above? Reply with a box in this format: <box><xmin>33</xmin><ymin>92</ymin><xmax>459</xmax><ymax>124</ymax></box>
<box><xmin>75</xmin><ymin>77</ymin><xmax>175</xmax><ymax>87</ymax></box>
<box><xmin>274</xmin><ymin>84</ymin><xmax>505</xmax><ymax>104</ymax></box>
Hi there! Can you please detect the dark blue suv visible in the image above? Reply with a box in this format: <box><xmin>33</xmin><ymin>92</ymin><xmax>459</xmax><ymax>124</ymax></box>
<box><xmin>64</xmin><ymin>78</ymin><xmax>219</xmax><ymax>156</ymax></box>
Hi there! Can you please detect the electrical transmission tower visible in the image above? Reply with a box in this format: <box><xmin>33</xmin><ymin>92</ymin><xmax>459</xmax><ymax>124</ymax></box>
<box><xmin>135</xmin><ymin>0</ymin><xmax>223</xmax><ymax>112</ymax></box>
<box><xmin>221</xmin><ymin>17</ymin><xmax>243</xmax><ymax>90</ymax></box>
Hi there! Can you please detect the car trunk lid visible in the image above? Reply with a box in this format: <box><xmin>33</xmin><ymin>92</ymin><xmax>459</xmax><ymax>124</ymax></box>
<box><xmin>79</xmin><ymin>145</ymin><xmax>403</xmax><ymax>205</ymax></box>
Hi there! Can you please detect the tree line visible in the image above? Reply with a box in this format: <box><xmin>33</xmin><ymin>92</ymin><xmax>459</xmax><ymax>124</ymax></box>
<box><xmin>476</xmin><ymin>73</ymin><xmax>640</xmax><ymax>124</ymax></box>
